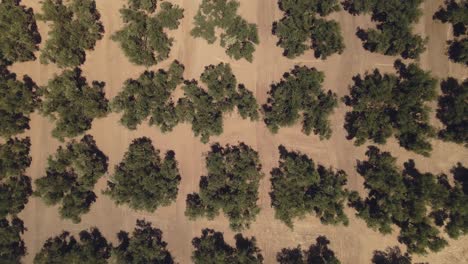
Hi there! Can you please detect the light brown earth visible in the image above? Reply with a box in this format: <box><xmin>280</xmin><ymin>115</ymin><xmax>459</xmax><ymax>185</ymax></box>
<box><xmin>9</xmin><ymin>0</ymin><xmax>468</xmax><ymax>263</ymax></box>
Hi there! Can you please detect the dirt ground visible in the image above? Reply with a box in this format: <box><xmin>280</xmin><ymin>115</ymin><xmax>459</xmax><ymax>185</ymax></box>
<box><xmin>10</xmin><ymin>0</ymin><xmax>468</xmax><ymax>263</ymax></box>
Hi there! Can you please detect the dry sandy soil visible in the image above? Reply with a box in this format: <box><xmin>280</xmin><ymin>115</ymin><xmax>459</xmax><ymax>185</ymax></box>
<box><xmin>9</xmin><ymin>0</ymin><xmax>468</xmax><ymax>263</ymax></box>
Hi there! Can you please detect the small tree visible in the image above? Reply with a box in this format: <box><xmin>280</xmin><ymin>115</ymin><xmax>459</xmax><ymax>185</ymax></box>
<box><xmin>186</xmin><ymin>143</ymin><xmax>263</xmax><ymax>231</ymax></box>
<box><xmin>273</xmin><ymin>0</ymin><xmax>344</xmax><ymax>59</ymax></box>
<box><xmin>37</xmin><ymin>0</ymin><xmax>104</xmax><ymax>68</ymax></box>
<box><xmin>277</xmin><ymin>236</ymin><xmax>340</xmax><ymax>264</ymax></box>
<box><xmin>0</xmin><ymin>67</ymin><xmax>38</xmax><ymax>138</ymax></box>
<box><xmin>34</xmin><ymin>135</ymin><xmax>108</xmax><ymax>223</ymax></box>
<box><xmin>40</xmin><ymin>68</ymin><xmax>109</xmax><ymax>141</ymax></box>
<box><xmin>104</xmin><ymin>137</ymin><xmax>181</xmax><ymax>212</ymax></box>
<box><xmin>178</xmin><ymin>63</ymin><xmax>259</xmax><ymax>143</ymax></box>
<box><xmin>34</xmin><ymin>228</ymin><xmax>111</xmax><ymax>264</ymax></box>
<box><xmin>263</xmin><ymin>66</ymin><xmax>337</xmax><ymax>139</ymax></box>
<box><xmin>0</xmin><ymin>137</ymin><xmax>32</xmax><ymax>218</ymax></box>
<box><xmin>112</xmin><ymin>220</ymin><xmax>175</xmax><ymax>264</ymax></box>
<box><xmin>0</xmin><ymin>0</ymin><xmax>41</xmax><ymax>65</ymax></box>
<box><xmin>437</xmin><ymin>77</ymin><xmax>467</xmax><ymax>146</ymax></box>
<box><xmin>192</xmin><ymin>229</ymin><xmax>263</xmax><ymax>264</ymax></box>
<box><xmin>191</xmin><ymin>0</ymin><xmax>259</xmax><ymax>62</ymax></box>
<box><xmin>112</xmin><ymin>0</ymin><xmax>184</xmax><ymax>66</ymax></box>
<box><xmin>0</xmin><ymin>217</ymin><xmax>26</xmax><ymax>263</ymax></box>
<box><xmin>344</xmin><ymin>0</ymin><xmax>427</xmax><ymax>59</ymax></box>
<box><xmin>343</xmin><ymin>61</ymin><xmax>437</xmax><ymax>156</ymax></box>
<box><xmin>270</xmin><ymin>146</ymin><xmax>349</xmax><ymax>228</ymax></box>
<box><xmin>371</xmin><ymin>246</ymin><xmax>412</xmax><ymax>264</ymax></box>
<box><xmin>112</xmin><ymin>61</ymin><xmax>184</xmax><ymax>131</ymax></box>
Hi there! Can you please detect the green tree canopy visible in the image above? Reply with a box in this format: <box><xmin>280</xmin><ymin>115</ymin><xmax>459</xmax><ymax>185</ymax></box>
<box><xmin>112</xmin><ymin>219</ymin><xmax>175</xmax><ymax>264</ymax></box>
<box><xmin>0</xmin><ymin>137</ymin><xmax>32</xmax><ymax>218</ymax></box>
<box><xmin>348</xmin><ymin>146</ymin><xmax>451</xmax><ymax>254</ymax></box>
<box><xmin>34</xmin><ymin>228</ymin><xmax>111</xmax><ymax>264</ymax></box>
<box><xmin>277</xmin><ymin>236</ymin><xmax>341</xmax><ymax>264</ymax></box>
<box><xmin>0</xmin><ymin>217</ymin><xmax>26</xmax><ymax>263</ymax></box>
<box><xmin>112</xmin><ymin>60</ymin><xmax>184</xmax><ymax>131</ymax></box>
<box><xmin>344</xmin><ymin>0</ymin><xmax>427</xmax><ymax>59</ymax></box>
<box><xmin>343</xmin><ymin>61</ymin><xmax>437</xmax><ymax>156</ymax></box>
<box><xmin>112</xmin><ymin>0</ymin><xmax>183</xmax><ymax>66</ymax></box>
<box><xmin>434</xmin><ymin>0</ymin><xmax>468</xmax><ymax>65</ymax></box>
<box><xmin>273</xmin><ymin>0</ymin><xmax>345</xmax><ymax>59</ymax></box>
<box><xmin>0</xmin><ymin>0</ymin><xmax>41</xmax><ymax>65</ymax></box>
<box><xmin>185</xmin><ymin>143</ymin><xmax>263</xmax><ymax>231</ymax></box>
<box><xmin>40</xmin><ymin>68</ymin><xmax>109</xmax><ymax>141</ymax></box>
<box><xmin>436</xmin><ymin>77</ymin><xmax>467</xmax><ymax>146</ymax></box>
<box><xmin>263</xmin><ymin>66</ymin><xmax>338</xmax><ymax>139</ymax></box>
<box><xmin>0</xmin><ymin>66</ymin><xmax>38</xmax><ymax>138</ymax></box>
<box><xmin>371</xmin><ymin>246</ymin><xmax>412</xmax><ymax>264</ymax></box>
<box><xmin>270</xmin><ymin>146</ymin><xmax>349</xmax><ymax>228</ymax></box>
<box><xmin>191</xmin><ymin>0</ymin><xmax>259</xmax><ymax>62</ymax></box>
<box><xmin>34</xmin><ymin>135</ymin><xmax>108</xmax><ymax>223</ymax></box>
<box><xmin>104</xmin><ymin>137</ymin><xmax>181</xmax><ymax>212</ymax></box>
<box><xmin>192</xmin><ymin>229</ymin><xmax>263</xmax><ymax>264</ymax></box>
<box><xmin>177</xmin><ymin>63</ymin><xmax>259</xmax><ymax>143</ymax></box>
<box><xmin>37</xmin><ymin>0</ymin><xmax>104</xmax><ymax>68</ymax></box>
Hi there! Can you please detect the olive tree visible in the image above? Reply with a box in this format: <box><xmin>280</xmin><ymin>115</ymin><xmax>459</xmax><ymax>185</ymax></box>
<box><xmin>0</xmin><ymin>217</ymin><xmax>26</xmax><ymax>263</ymax></box>
<box><xmin>38</xmin><ymin>0</ymin><xmax>104</xmax><ymax>68</ymax></box>
<box><xmin>34</xmin><ymin>135</ymin><xmax>108</xmax><ymax>223</ymax></box>
<box><xmin>277</xmin><ymin>236</ymin><xmax>340</xmax><ymax>264</ymax></box>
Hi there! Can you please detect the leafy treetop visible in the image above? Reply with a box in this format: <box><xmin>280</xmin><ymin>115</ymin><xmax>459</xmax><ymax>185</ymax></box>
<box><xmin>0</xmin><ymin>217</ymin><xmax>26</xmax><ymax>263</ymax></box>
<box><xmin>263</xmin><ymin>66</ymin><xmax>338</xmax><ymax>139</ymax></box>
<box><xmin>0</xmin><ymin>66</ymin><xmax>38</xmax><ymax>138</ymax></box>
<box><xmin>191</xmin><ymin>0</ymin><xmax>259</xmax><ymax>62</ymax></box>
<box><xmin>37</xmin><ymin>0</ymin><xmax>104</xmax><ymax>68</ymax></box>
<box><xmin>34</xmin><ymin>228</ymin><xmax>111</xmax><ymax>264</ymax></box>
<box><xmin>112</xmin><ymin>219</ymin><xmax>175</xmax><ymax>264</ymax></box>
<box><xmin>277</xmin><ymin>236</ymin><xmax>341</xmax><ymax>264</ymax></box>
<box><xmin>0</xmin><ymin>137</ymin><xmax>32</xmax><ymax>218</ymax></box>
<box><xmin>371</xmin><ymin>246</ymin><xmax>412</xmax><ymax>264</ymax></box>
<box><xmin>40</xmin><ymin>68</ymin><xmax>109</xmax><ymax>141</ymax></box>
<box><xmin>270</xmin><ymin>146</ymin><xmax>349</xmax><ymax>228</ymax></box>
<box><xmin>185</xmin><ymin>143</ymin><xmax>263</xmax><ymax>231</ymax></box>
<box><xmin>112</xmin><ymin>0</ymin><xmax>184</xmax><ymax>66</ymax></box>
<box><xmin>104</xmin><ymin>137</ymin><xmax>181</xmax><ymax>212</ymax></box>
<box><xmin>34</xmin><ymin>135</ymin><xmax>108</xmax><ymax>223</ymax></box>
<box><xmin>0</xmin><ymin>0</ymin><xmax>41</xmax><ymax>65</ymax></box>
<box><xmin>343</xmin><ymin>60</ymin><xmax>437</xmax><ymax>156</ymax></box>
<box><xmin>192</xmin><ymin>229</ymin><xmax>263</xmax><ymax>264</ymax></box>
<box><xmin>273</xmin><ymin>0</ymin><xmax>345</xmax><ymax>59</ymax></box>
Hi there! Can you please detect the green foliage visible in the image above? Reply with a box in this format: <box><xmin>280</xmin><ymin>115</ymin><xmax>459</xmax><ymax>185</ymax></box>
<box><xmin>434</xmin><ymin>0</ymin><xmax>468</xmax><ymax>65</ymax></box>
<box><xmin>344</xmin><ymin>0</ymin><xmax>427</xmax><ymax>59</ymax></box>
<box><xmin>0</xmin><ymin>217</ymin><xmax>26</xmax><ymax>263</ymax></box>
<box><xmin>112</xmin><ymin>61</ymin><xmax>184</xmax><ymax>131</ymax></box>
<box><xmin>40</xmin><ymin>68</ymin><xmax>109</xmax><ymax>141</ymax></box>
<box><xmin>348</xmin><ymin>146</ymin><xmax>451</xmax><ymax>254</ymax></box>
<box><xmin>112</xmin><ymin>0</ymin><xmax>183</xmax><ymax>66</ymax></box>
<box><xmin>104</xmin><ymin>137</ymin><xmax>181</xmax><ymax>212</ymax></box>
<box><xmin>178</xmin><ymin>63</ymin><xmax>259</xmax><ymax>143</ymax></box>
<box><xmin>113</xmin><ymin>219</ymin><xmax>175</xmax><ymax>264</ymax></box>
<box><xmin>263</xmin><ymin>66</ymin><xmax>338</xmax><ymax>139</ymax></box>
<box><xmin>270</xmin><ymin>146</ymin><xmax>349</xmax><ymax>228</ymax></box>
<box><xmin>0</xmin><ymin>137</ymin><xmax>32</xmax><ymax>218</ymax></box>
<box><xmin>34</xmin><ymin>228</ymin><xmax>111</xmax><ymax>264</ymax></box>
<box><xmin>0</xmin><ymin>0</ymin><xmax>41</xmax><ymax>65</ymax></box>
<box><xmin>277</xmin><ymin>236</ymin><xmax>340</xmax><ymax>264</ymax></box>
<box><xmin>273</xmin><ymin>0</ymin><xmax>345</xmax><ymax>59</ymax></box>
<box><xmin>34</xmin><ymin>135</ymin><xmax>108</xmax><ymax>223</ymax></box>
<box><xmin>437</xmin><ymin>77</ymin><xmax>467</xmax><ymax>146</ymax></box>
<box><xmin>38</xmin><ymin>0</ymin><xmax>104</xmax><ymax>68</ymax></box>
<box><xmin>0</xmin><ymin>67</ymin><xmax>38</xmax><ymax>138</ymax></box>
<box><xmin>343</xmin><ymin>61</ymin><xmax>437</xmax><ymax>156</ymax></box>
<box><xmin>371</xmin><ymin>246</ymin><xmax>412</xmax><ymax>264</ymax></box>
<box><xmin>191</xmin><ymin>229</ymin><xmax>263</xmax><ymax>264</ymax></box>
<box><xmin>191</xmin><ymin>0</ymin><xmax>259</xmax><ymax>62</ymax></box>
<box><xmin>185</xmin><ymin>143</ymin><xmax>263</xmax><ymax>231</ymax></box>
